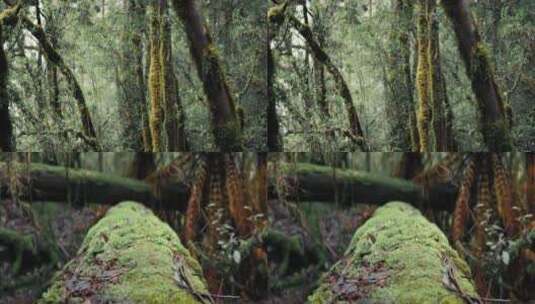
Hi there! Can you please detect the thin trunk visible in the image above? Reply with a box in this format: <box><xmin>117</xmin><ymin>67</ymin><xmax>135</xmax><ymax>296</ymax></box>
<box><xmin>527</xmin><ymin>153</ymin><xmax>535</xmax><ymax>215</ymax></box>
<box><xmin>267</xmin><ymin>26</ymin><xmax>282</xmax><ymax>151</ymax></box>
<box><xmin>21</xmin><ymin>16</ymin><xmax>100</xmax><ymax>150</ymax></box>
<box><xmin>441</xmin><ymin>0</ymin><xmax>512</xmax><ymax>151</ymax></box>
<box><xmin>0</xmin><ymin>24</ymin><xmax>13</xmax><ymax>151</ymax></box>
<box><xmin>429</xmin><ymin>5</ymin><xmax>451</xmax><ymax>151</ymax></box>
<box><xmin>160</xmin><ymin>0</ymin><xmax>188</xmax><ymax>151</ymax></box>
<box><xmin>415</xmin><ymin>0</ymin><xmax>433</xmax><ymax>151</ymax></box>
<box><xmin>385</xmin><ymin>0</ymin><xmax>413</xmax><ymax>151</ymax></box>
<box><xmin>118</xmin><ymin>0</ymin><xmax>146</xmax><ymax>150</ymax></box>
<box><xmin>270</xmin><ymin>10</ymin><xmax>367</xmax><ymax>150</ymax></box>
<box><xmin>148</xmin><ymin>0</ymin><xmax>164</xmax><ymax>151</ymax></box>
<box><xmin>172</xmin><ymin>0</ymin><xmax>243</xmax><ymax>151</ymax></box>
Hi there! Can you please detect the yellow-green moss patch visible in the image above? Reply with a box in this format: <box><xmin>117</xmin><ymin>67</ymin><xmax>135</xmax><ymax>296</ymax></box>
<box><xmin>309</xmin><ymin>202</ymin><xmax>478</xmax><ymax>304</ymax></box>
<box><xmin>40</xmin><ymin>201</ymin><xmax>208</xmax><ymax>304</ymax></box>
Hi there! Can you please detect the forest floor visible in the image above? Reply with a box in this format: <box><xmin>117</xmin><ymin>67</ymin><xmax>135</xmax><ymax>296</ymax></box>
<box><xmin>0</xmin><ymin>199</ymin><xmax>373</xmax><ymax>304</ymax></box>
<box><xmin>0</xmin><ymin>199</ymin><xmax>99</xmax><ymax>304</ymax></box>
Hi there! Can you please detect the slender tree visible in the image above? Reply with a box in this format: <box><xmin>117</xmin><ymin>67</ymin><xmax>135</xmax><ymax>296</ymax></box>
<box><xmin>171</xmin><ymin>0</ymin><xmax>243</xmax><ymax>151</ymax></box>
<box><xmin>441</xmin><ymin>0</ymin><xmax>512</xmax><ymax>151</ymax></box>
<box><xmin>0</xmin><ymin>3</ymin><xmax>21</xmax><ymax>152</ymax></box>
<box><xmin>117</xmin><ymin>0</ymin><xmax>147</xmax><ymax>150</ymax></box>
<box><xmin>269</xmin><ymin>2</ymin><xmax>367</xmax><ymax>151</ymax></box>
<box><xmin>385</xmin><ymin>0</ymin><xmax>414</xmax><ymax>151</ymax></box>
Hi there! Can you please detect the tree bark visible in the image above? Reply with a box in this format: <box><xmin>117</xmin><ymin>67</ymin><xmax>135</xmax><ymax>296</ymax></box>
<box><xmin>0</xmin><ymin>24</ymin><xmax>13</xmax><ymax>151</ymax></box>
<box><xmin>267</xmin><ymin>29</ymin><xmax>282</xmax><ymax>151</ymax></box>
<box><xmin>0</xmin><ymin>4</ymin><xmax>21</xmax><ymax>152</ymax></box>
<box><xmin>385</xmin><ymin>0</ymin><xmax>413</xmax><ymax>151</ymax></box>
<box><xmin>117</xmin><ymin>0</ymin><xmax>146</xmax><ymax>150</ymax></box>
<box><xmin>441</xmin><ymin>0</ymin><xmax>512</xmax><ymax>151</ymax></box>
<box><xmin>527</xmin><ymin>153</ymin><xmax>535</xmax><ymax>215</ymax></box>
<box><xmin>309</xmin><ymin>202</ymin><xmax>478</xmax><ymax>303</ymax></box>
<box><xmin>172</xmin><ymin>0</ymin><xmax>243</xmax><ymax>151</ymax></box>
<box><xmin>274</xmin><ymin>163</ymin><xmax>458</xmax><ymax>211</ymax></box>
<box><xmin>415</xmin><ymin>0</ymin><xmax>433</xmax><ymax>151</ymax></box>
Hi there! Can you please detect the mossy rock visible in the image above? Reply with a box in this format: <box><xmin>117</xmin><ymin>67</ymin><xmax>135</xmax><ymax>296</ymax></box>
<box><xmin>309</xmin><ymin>202</ymin><xmax>478</xmax><ymax>304</ymax></box>
<box><xmin>40</xmin><ymin>201</ymin><xmax>208</xmax><ymax>304</ymax></box>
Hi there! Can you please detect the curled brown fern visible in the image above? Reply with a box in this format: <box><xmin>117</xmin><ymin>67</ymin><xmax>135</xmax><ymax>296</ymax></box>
<box><xmin>492</xmin><ymin>154</ymin><xmax>517</xmax><ymax>236</ymax></box>
<box><xmin>183</xmin><ymin>156</ymin><xmax>207</xmax><ymax>244</ymax></box>
<box><xmin>474</xmin><ymin>163</ymin><xmax>491</xmax><ymax>297</ymax></box>
<box><xmin>452</xmin><ymin>157</ymin><xmax>477</xmax><ymax>242</ymax></box>
<box><xmin>224</xmin><ymin>154</ymin><xmax>251</xmax><ymax>236</ymax></box>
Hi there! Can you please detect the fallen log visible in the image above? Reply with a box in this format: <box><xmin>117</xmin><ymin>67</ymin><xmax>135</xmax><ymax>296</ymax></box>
<box><xmin>309</xmin><ymin>202</ymin><xmax>478</xmax><ymax>303</ymax></box>
<box><xmin>0</xmin><ymin>162</ymin><xmax>189</xmax><ymax>211</ymax></box>
<box><xmin>40</xmin><ymin>201</ymin><xmax>211</xmax><ymax>303</ymax></box>
<box><xmin>1</xmin><ymin>162</ymin><xmax>457</xmax><ymax>211</ymax></box>
<box><xmin>276</xmin><ymin>163</ymin><xmax>458</xmax><ymax>211</ymax></box>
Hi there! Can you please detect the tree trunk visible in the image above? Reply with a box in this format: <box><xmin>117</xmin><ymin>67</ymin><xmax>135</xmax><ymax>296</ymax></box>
<box><xmin>172</xmin><ymin>0</ymin><xmax>243</xmax><ymax>151</ymax></box>
<box><xmin>20</xmin><ymin>16</ymin><xmax>100</xmax><ymax>150</ymax></box>
<box><xmin>0</xmin><ymin>162</ymin><xmax>189</xmax><ymax>211</ymax></box>
<box><xmin>527</xmin><ymin>153</ymin><xmax>535</xmax><ymax>215</ymax></box>
<box><xmin>148</xmin><ymin>0</ymin><xmax>165</xmax><ymax>151</ymax></box>
<box><xmin>385</xmin><ymin>0</ymin><xmax>413</xmax><ymax>151</ymax></box>
<box><xmin>0</xmin><ymin>23</ymin><xmax>13</xmax><ymax>152</ymax></box>
<box><xmin>40</xmin><ymin>202</ymin><xmax>210</xmax><ymax>303</ymax></box>
<box><xmin>117</xmin><ymin>0</ymin><xmax>146</xmax><ymax>150</ymax></box>
<box><xmin>275</xmin><ymin>163</ymin><xmax>458</xmax><ymax>211</ymax></box>
<box><xmin>415</xmin><ymin>0</ymin><xmax>433</xmax><ymax>151</ymax></box>
<box><xmin>285</xmin><ymin>14</ymin><xmax>367</xmax><ymax>151</ymax></box>
<box><xmin>160</xmin><ymin>0</ymin><xmax>188</xmax><ymax>151</ymax></box>
<box><xmin>267</xmin><ymin>28</ymin><xmax>282</xmax><ymax>151</ymax></box>
<box><xmin>441</xmin><ymin>0</ymin><xmax>512</xmax><ymax>151</ymax></box>
<box><xmin>309</xmin><ymin>202</ymin><xmax>478</xmax><ymax>303</ymax></box>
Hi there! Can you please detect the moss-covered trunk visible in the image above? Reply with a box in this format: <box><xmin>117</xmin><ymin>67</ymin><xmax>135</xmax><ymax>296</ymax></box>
<box><xmin>0</xmin><ymin>162</ymin><xmax>189</xmax><ymax>211</ymax></box>
<box><xmin>415</xmin><ymin>0</ymin><xmax>433</xmax><ymax>151</ymax></box>
<box><xmin>441</xmin><ymin>0</ymin><xmax>512</xmax><ymax>151</ymax></box>
<box><xmin>160</xmin><ymin>0</ymin><xmax>188</xmax><ymax>151</ymax></box>
<box><xmin>172</xmin><ymin>0</ymin><xmax>243</xmax><ymax>151</ymax></box>
<box><xmin>267</xmin><ymin>27</ymin><xmax>282</xmax><ymax>151</ymax></box>
<box><xmin>385</xmin><ymin>0</ymin><xmax>414</xmax><ymax>151</ymax></box>
<box><xmin>0</xmin><ymin>4</ymin><xmax>20</xmax><ymax>152</ymax></box>
<box><xmin>40</xmin><ymin>202</ymin><xmax>209</xmax><ymax>303</ymax></box>
<box><xmin>117</xmin><ymin>0</ymin><xmax>147</xmax><ymax>151</ymax></box>
<box><xmin>21</xmin><ymin>16</ymin><xmax>100</xmax><ymax>150</ymax></box>
<box><xmin>270</xmin><ymin>9</ymin><xmax>367</xmax><ymax>151</ymax></box>
<box><xmin>309</xmin><ymin>202</ymin><xmax>478</xmax><ymax>303</ymax></box>
<box><xmin>0</xmin><ymin>23</ymin><xmax>13</xmax><ymax>152</ymax></box>
<box><xmin>276</xmin><ymin>163</ymin><xmax>458</xmax><ymax>211</ymax></box>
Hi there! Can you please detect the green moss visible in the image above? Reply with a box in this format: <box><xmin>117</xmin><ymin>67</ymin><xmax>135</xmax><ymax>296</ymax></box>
<box><xmin>267</xmin><ymin>2</ymin><xmax>287</xmax><ymax>24</ymax></box>
<box><xmin>286</xmin><ymin>163</ymin><xmax>419</xmax><ymax>194</ymax></box>
<box><xmin>40</xmin><ymin>201</ymin><xmax>207</xmax><ymax>304</ymax></box>
<box><xmin>309</xmin><ymin>202</ymin><xmax>477</xmax><ymax>304</ymax></box>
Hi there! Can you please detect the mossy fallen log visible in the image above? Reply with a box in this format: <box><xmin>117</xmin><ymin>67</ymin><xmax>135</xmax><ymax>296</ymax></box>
<box><xmin>309</xmin><ymin>202</ymin><xmax>478</xmax><ymax>304</ymax></box>
<box><xmin>40</xmin><ymin>201</ymin><xmax>210</xmax><ymax>304</ymax></box>
<box><xmin>277</xmin><ymin>163</ymin><xmax>458</xmax><ymax>211</ymax></box>
<box><xmin>0</xmin><ymin>162</ymin><xmax>188</xmax><ymax>211</ymax></box>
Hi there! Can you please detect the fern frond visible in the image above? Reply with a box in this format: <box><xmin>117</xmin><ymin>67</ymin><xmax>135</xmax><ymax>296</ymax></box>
<box><xmin>492</xmin><ymin>154</ymin><xmax>517</xmax><ymax>236</ymax></box>
<box><xmin>183</xmin><ymin>156</ymin><xmax>207</xmax><ymax>243</ymax></box>
<box><xmin>452</xmin><ymin>157</ymin><xmax>476</xmax><ymax>242</ymax></box>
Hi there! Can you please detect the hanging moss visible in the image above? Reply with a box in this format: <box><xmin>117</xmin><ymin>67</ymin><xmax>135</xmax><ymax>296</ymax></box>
<box><xmin>309</xmin><ymin>202</ymin><xmax>478</xmax><ymax>303</ymax></box>
<box><xmin>148</xmin><ymin>3</ymin><xmax>164</xmax><ymax>152</ymax></box>
<box><xmin>416</xmin><ymin>0</ymin><xmax>433</xmax><ymax>152</ymax></box>
<box><xmin>40</xmin><ymin>202</ymin><xmax>209</xmax><ymax>304</ymax></box>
